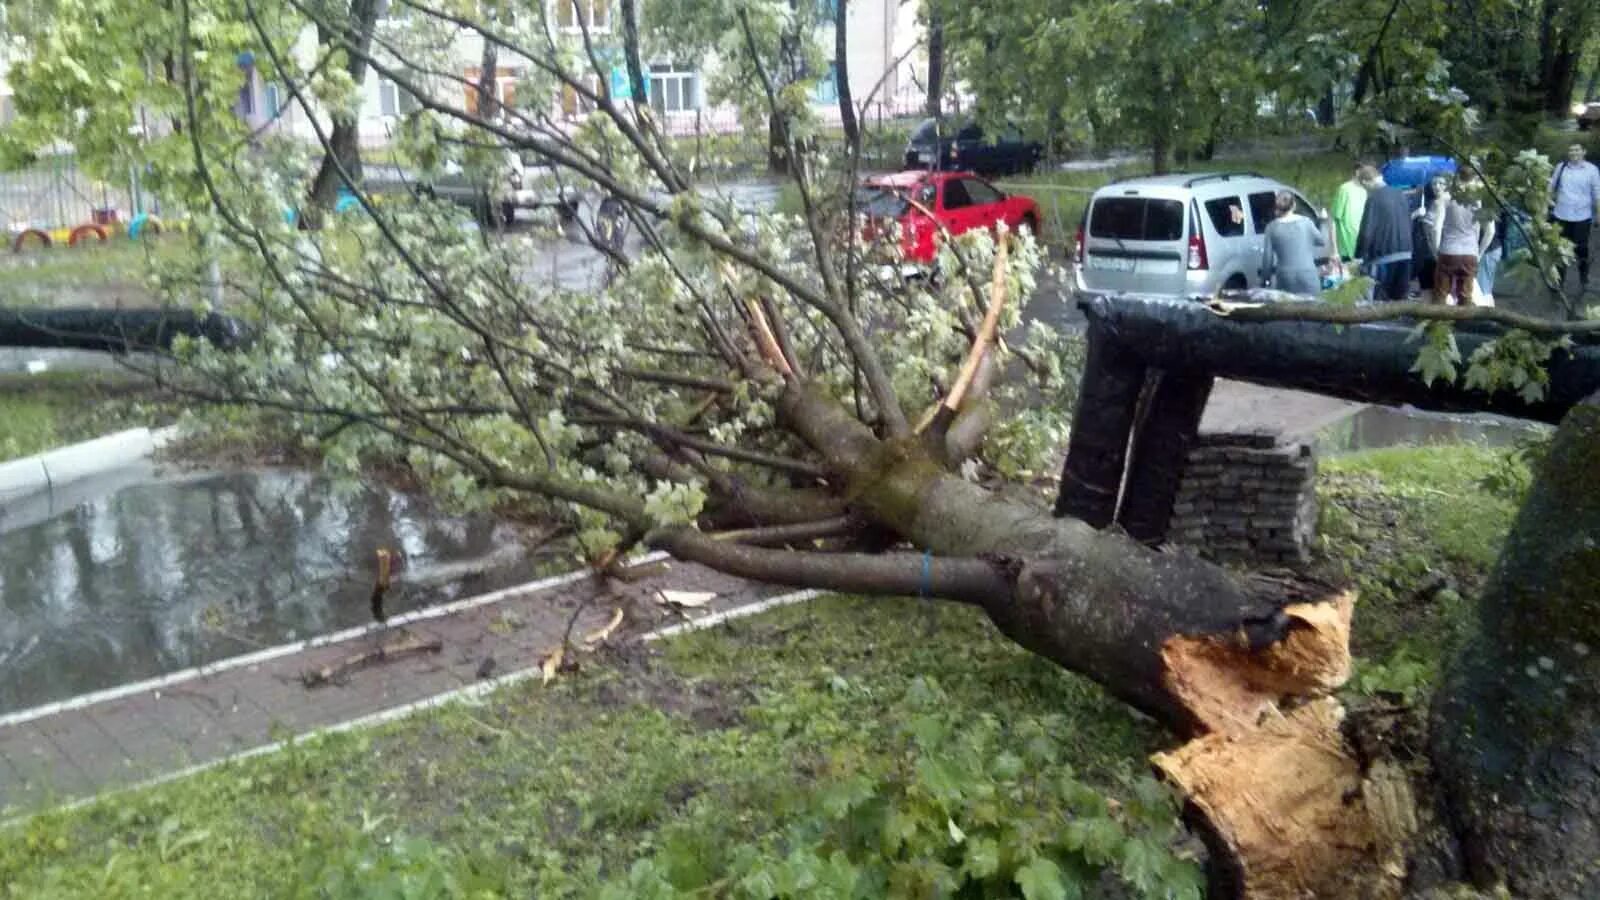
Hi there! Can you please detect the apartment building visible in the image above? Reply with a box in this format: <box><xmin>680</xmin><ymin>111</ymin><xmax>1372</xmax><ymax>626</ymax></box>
<box><xmin>230</xmin><ymin>0</ymin><xmax>923</xmax><ymax>146</ymax></box>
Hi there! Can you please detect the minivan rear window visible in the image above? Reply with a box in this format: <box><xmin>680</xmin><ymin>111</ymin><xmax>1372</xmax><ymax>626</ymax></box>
<box><xmin>1089</xmin><ymin>197</ymin><xmax>1185</xmax><ymax>241</ymax></box>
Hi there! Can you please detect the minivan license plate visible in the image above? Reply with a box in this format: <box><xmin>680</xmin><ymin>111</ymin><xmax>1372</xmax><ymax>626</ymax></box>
<box><xmin>1088</xmin><ymin>256</ymin><xmax>1135</xmax><ymax>273</ymax></box>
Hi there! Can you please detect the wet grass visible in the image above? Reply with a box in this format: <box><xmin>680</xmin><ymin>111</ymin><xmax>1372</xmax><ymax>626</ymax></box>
<box><xmin>0</xmin><ymin>372</ymin><xmax>177</xmax><ymax>462</ymax></box>
<box><xmin>1317</xmin><ymin>445</ymin><xmax>1523</xmax><ymax>701</ymax></box>
<box><xmin>0</xmin><ymin>239</ymin><xmax>178</xmax><ymax>306</ymax></box>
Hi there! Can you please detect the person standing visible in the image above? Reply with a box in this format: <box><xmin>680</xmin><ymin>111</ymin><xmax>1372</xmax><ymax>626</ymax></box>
<box><xmin>1355</xmin><ymin>167</ymin><xmax>1414</xmax><ymax>301</ymax></box>
<box><xmin>1260</xmin><ymin>191</ymin><xmax>1327</xmax><ymax>295</ymax></box>
<box><xmin>1412</xmin><ymin>175</ymin><xmax>1448</xmax><ymax>300</ymax></box>
<box><xmin>1549</xmin><ymin>143</ymin><xmax>1600</xmax><ymax>294</ymax></box>
<box><xmin>1476</xmin><ymin>205</ymin><xmax>1509</xmax><ymax>301</ymax></box>
<box><xmin>1330</xmin><ymin>161</ymin><xmax>1370</xmax><ymax>262</ymax></box>
<box><xmin>1432</xmin><ymin>168</ymin><xmax>1493</xmax><ymax>305</ymax></box>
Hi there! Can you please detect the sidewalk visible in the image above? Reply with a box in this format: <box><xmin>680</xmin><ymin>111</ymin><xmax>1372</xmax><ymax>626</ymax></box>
<box><xmin>0</xmin><ymin>556</ymin><xmax>792</xmax><ymax>817</ymax></box>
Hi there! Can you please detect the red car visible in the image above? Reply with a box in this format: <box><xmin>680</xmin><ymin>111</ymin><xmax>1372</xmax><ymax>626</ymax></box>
<box><xmin>856</xmin><ymin>170</ymin><xmax>1041</xmax><ymax>264</ymax></box>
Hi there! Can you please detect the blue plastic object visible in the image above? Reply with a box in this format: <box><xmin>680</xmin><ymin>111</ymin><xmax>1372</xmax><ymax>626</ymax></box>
<box><xmin>1381</xmin><ymin>155</ymin><xmax>1457</xmax><ymax>190</ymax></box>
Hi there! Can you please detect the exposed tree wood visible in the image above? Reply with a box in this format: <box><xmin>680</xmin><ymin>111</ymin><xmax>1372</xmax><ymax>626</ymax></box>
<box><xmin>1155</xmin><ymin>698</ymin><xmax>1393</xmax><ymax>900</ymax></box>
<box><xmin>1430</xmin><ymin>388</ymin><xmax>1600</xmax><ymax>898</ymax></box>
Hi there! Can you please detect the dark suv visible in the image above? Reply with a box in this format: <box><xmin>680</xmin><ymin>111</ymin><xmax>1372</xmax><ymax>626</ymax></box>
<box><xmin>903</xmin><ymin>119</ymin><xmax>1043</xmax><ymax>176</ymax></box>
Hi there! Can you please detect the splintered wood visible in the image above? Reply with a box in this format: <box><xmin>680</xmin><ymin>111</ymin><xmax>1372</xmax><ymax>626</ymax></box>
<box><xmin>1153</xmin><ymin>698</ymin><xmax>1382</xmax><ymax>900</ymax></box>
<box><xmin>1161</xmin><ymin>592</ymin><xmax>1355</xmax><ymax>735</ymax></box>
<box><xmin>1152</xmin><ymin>591</ymin><xmax>1401</xmax><ymax>899</ymax></box>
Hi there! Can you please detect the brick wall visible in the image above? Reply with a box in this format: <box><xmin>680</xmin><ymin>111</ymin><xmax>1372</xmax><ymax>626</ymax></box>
<box><xmin>1166</xmin><ymin>432</ymin><xmax>1318</xmax><ymax>566</ymax></box>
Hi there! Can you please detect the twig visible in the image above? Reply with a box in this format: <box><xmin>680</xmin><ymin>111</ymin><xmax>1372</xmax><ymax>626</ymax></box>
<box><xmin>301</xmin><ymin>632</ymin><xmax>443</xmax><ymax>688</ymax></box>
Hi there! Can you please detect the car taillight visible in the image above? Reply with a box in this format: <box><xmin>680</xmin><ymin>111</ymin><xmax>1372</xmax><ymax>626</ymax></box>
<box><xmin>1074</xmin><ymin>224</ymin><xmax>1086</xmax><ymax>265</ymax></box>
<box><xmin>1187</xmin><ymin>225</ymin><xmax>1209</xmax><ymax>270</ymax></box>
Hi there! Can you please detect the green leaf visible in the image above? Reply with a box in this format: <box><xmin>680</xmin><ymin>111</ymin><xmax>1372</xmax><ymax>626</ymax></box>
<box><xmin>1015</xmin><ymin>856</ymin><xmax>1075</xmax><ymax>900</ymax></box>
<box><xmin>962</xmin><ymin>836</ymin><xmax>1002</xmax><ymax>879</ymax></box>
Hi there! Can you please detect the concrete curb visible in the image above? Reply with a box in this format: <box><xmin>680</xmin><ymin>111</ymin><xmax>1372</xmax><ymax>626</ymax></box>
<box><xmin>0</xmin><ymin>425</ymin><xmax>178</xmax><ymax>506</ymax></box>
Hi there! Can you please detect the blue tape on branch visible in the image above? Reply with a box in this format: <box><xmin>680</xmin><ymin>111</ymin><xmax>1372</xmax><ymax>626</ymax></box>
<box><xmin>919</xmin><ymin>550</ymin><xmax>932</xmax><ymax>598</ymax></box>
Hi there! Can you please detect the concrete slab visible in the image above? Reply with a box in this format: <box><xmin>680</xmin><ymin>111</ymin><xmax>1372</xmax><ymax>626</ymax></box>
<box><xmin>1200</xmin><ymin>378</ymin><xmax>1364</xmax><ymax>444</ymax></box>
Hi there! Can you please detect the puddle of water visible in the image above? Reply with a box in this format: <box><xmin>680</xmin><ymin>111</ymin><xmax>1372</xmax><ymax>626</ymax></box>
<box><xmin>1316</xmin><ymin>405</ymin><xmax>1550</xmax><ymax>455</ymax></box>
<box><xmin>0</xmin><ymin>469</ymin><xmax>543</xmax><ymax>714</ymax></box>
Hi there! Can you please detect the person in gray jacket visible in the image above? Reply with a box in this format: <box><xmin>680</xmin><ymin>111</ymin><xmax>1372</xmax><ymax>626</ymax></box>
<box><xmin>1260</xmin><ymin>191</ymin><xmax>1327</xmax><ymax>295</ymax></box>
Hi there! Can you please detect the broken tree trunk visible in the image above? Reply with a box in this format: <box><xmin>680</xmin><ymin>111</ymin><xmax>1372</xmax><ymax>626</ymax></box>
<box><xmin>1430</xmin><ymin>388</ymin><xmax>1600</xmax><ymax>898</ymax></box>
<box><xmin>1078</xmin><ymin>295</ymin><xmax>1600</xmax><ymax>425</ymax></box>
<box><xmin>750</xmin><ymin>382</ymin><xmax>1395</xmax><ymax>897</ymax></box>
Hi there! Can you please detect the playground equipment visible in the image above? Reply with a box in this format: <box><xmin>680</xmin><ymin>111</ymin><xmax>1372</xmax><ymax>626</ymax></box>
<box><xmin>2</xmin><ymin>152</ymin><xmax>169</xmax><ymax>253</ymax></box>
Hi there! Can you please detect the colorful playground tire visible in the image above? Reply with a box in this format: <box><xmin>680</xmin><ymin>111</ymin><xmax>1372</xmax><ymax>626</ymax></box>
<box><xmin>128</xmin><ymin>213</ymin><xmax>165</xmax><ymax>239</ymax></box>
<box><xmin>11</xmin><ymin>229</ymin><xmax>51</xmax><ymax>253</ymax></box>
<box><xmin>68</xmin><ymin>224</ymin><xmax>108</xmax><ymax>247</ymax></box>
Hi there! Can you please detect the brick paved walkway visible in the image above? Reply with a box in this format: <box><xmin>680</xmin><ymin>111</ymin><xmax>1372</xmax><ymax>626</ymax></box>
<box><xmin>0</xmin><ymin>556</ymin><xmax>791</xmax><ymax>816</ymax></box>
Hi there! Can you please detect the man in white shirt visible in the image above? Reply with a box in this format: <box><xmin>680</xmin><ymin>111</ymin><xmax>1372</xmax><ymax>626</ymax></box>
<box><xmin>1549</xmin><ymin>144</ymin><xmax>1600</xmax><ymax>293</ymax></box>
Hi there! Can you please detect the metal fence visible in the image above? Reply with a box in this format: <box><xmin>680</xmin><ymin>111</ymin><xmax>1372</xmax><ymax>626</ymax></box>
<box><xmin>0</xmin><ymin>154</ymin><xmax>147</xmax><ymax>233</ymax></box>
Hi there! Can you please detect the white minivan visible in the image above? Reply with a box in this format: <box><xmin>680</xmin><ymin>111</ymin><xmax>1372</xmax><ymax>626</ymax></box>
<box><xmin>1072</xmin><ymin>173</ymin><xmax>1324</xmax><ymax>299</ymax></box>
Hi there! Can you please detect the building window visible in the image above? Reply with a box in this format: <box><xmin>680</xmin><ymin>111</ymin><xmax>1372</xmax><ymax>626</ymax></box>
<box><xmin>554</xmin><ymin>0</ymin><xmax>610</xmax><ymax>32</ymax></box>
<box><xmin>464</xmin><ymin>68</ymin><xmax>521</xmax><ymax>117</ymax></box>
<box><xmin>560</xmin><ymin>74</ymin><xmax>603</xmax><ymax>118</ymax></box>
<box><xmin>264</xmin><ymin>83</ymin><xmax>282</xmax><ymax>118</ymax></box>
<box><xmin>380</xmin><ymin>77</ymin><xmax>422</xmax><ymax>116</ymax></box>
<box><xmin>648</xmin><ymin>64</ymin><xmax>698</xmax><ymax>114</ymax></box>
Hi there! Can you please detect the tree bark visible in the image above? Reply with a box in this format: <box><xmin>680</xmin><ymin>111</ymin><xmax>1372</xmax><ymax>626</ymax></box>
<box><xmin>834</xmin><ymin>0</ymin><xmax>859</xmax><ymax>148</ymax></box>
<box><xmin>1078</xmin><ymin>295</ymin><xmax>1600</xmax><ymax>425</ymax></box>
<box><xmin>759</xmin><ymin>381</ymin><xmax>1387</xmax><ymax>897</ymax></box>
<box><xmin>1431</xmin><ymin>388</ymin><xmax>1600</xmax><ymax>898</ymax></box>
<box><xmin>1054</xmin><ymin>319</ymin><xmax>1148</xmax><ymax>526</ymax></box>
<box><xmin>308</xmin><ymin>0</ymin><xmax>381</xmax><ymax>215</ymax></box>
<box><xmin>619</xmin><ymin>0</ymin><xmax>649</xmax><ymax>105</ymax></box>
<box><xmin>474</xmin><ymin>22</ymin><xmax>503</xmax><ymax>229</ymax></box>
<box><xmin>1116</xmin><ymin>370</ymin><xmax>1214</xmax><ymax>544</ymax></box>
<box><xmin>926</xmin><ymin>4</ymin><xmax>944</xmax><ymax>119</ymax></box>
<box><xmin>1151</xmin><ymin>123</ymin><xmax>1171</xmax><ymax>175</ymax></box>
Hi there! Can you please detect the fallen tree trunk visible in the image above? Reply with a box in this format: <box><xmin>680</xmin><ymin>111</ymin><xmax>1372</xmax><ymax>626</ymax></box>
<box><xmin>745</xmin><ymin>382</ymin><xmax>1394</xmax><ymax>897</ymax></box>
<box><xmin>0</xmin><ymin>307</ymin><xmax>251</xmax><ymax>352</ymax></box>
<box><xmin>1079</xmin><ymin>295</ymin><xmax>1600</xmax><ymax>424</ymax></box>
<box><xmin>1430</xmin><ymin>388</ymin><xmax>1600</xmax><ymax>898</ymax></box>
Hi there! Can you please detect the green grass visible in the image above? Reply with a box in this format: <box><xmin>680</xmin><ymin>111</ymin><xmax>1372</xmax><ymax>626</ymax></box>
<box><xmin>0</xmin><ymin>238</ymin><xmax>178</xmax><ymax>307</ymax></box>
<box><xmin>1</xmin><ymin>597</ymin><xmax>1161</xmax><ymax>897</ymax></box>
<box><xmin>1318</xmin><ymin>445</ymin><xmax>1524</xmax><ymax>701</ymax></box>
<box><xmin>0</xmin><ymin>372</ymin><xmax>177</xmax><ymax>461</ymax></box>
<box><xmin>0</xmin><ymin>443</ymin><xmax>1517</xmax><ymax>897</ymax></box>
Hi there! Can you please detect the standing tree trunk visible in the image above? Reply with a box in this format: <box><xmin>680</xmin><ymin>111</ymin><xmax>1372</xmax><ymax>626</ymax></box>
<box><xmin>835</xmin><ymin>0</ymin><xmax>859</xmax><ymax>149</ymax></box>
<box><xmin>926</xmin><ymin>4</ymin><xmax>944</xmax><ymax>119</ymax></box>
<box><xmin>308</xmin><ymin>0</ymin><xmax>382</xmax><ymax>216</ymax></box>
<box><xmin>619</xmin><ymin>0</ymin><xmax>649</xmax><ymax>106</ymax></box>
<box><xmin>1151</xmin><ymin>123</ymin><xmax>1171</xmax><ymax>175</ymax></box>
<box><xmin>1431</xmin><ymin>388</ymin><xmax>1600</xmax><ymax>898</ymax></box>
<box><xmin>474</xmin><ymin>21</ymin><xmax>502</xmax><ymax>229</ymax></box>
